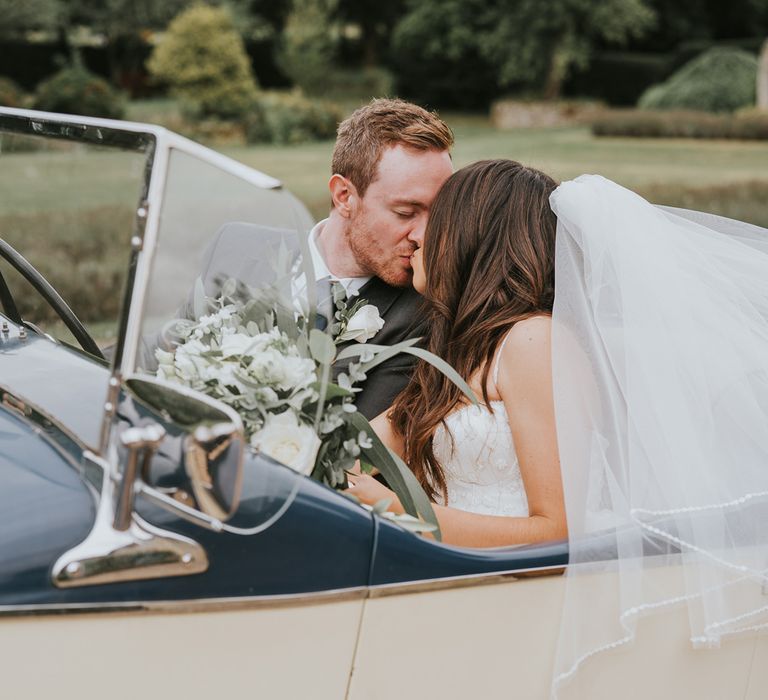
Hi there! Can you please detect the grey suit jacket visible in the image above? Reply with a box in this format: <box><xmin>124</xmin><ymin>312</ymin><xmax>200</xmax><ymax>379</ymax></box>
<box><xmin>189</xmin><ymin>221</ymin><xmax>427</xmax><ymax>420</ymax></box>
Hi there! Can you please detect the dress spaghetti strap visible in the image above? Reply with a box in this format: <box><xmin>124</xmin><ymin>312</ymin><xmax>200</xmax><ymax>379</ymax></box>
<box><xmin>492</xmin><ymin>329</ymin><xmax>515</xmax><ymax>389</ymax></box>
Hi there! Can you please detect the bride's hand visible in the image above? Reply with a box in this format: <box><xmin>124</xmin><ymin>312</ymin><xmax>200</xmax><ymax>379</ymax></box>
<box><xmin>345</xmin><ymin>474</ymin><xmax>404</xmax><ymax>514</ymax></box>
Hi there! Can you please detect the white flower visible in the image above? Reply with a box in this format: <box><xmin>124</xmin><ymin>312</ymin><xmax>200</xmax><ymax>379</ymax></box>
<box><xmin>247</xmin><ymin>348</ymin><xmax>315</xmax><ymax>391</ymax></box>
<box><xmin>155</xmin><ymin>349</ymin><xmax>177</xmax><ymax>382</ymax></box>
<box><xmin>200</xmin><ymin>361</ymin><xmax>244</xmax><ymax>392</ymax></box>
<box><xmin>173</xmin><ymin>339</ymin><xmax>209</xmax><ymax>382</ymax></box>
<box><xmin>337</xmin><ymin>304</ymin><xmax>384</xmax><ymax>343</ymax></box>
<box><xmin>250</xmin><ymin>411</ymin><xmax>321</xmax><ymax>475</ymax></box>
<box><xmin>220</xmin><ymin>331</ymin><xmax>266</xmax><ymax>358</ymax></box>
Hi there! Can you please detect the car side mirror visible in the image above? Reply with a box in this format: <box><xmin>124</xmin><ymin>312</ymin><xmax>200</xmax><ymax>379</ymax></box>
<box><xmin>53</xmin><ymin>375</ymin><xmax>246</xmax><ymax>588</ymax></box>
<box><xmin>124</xmin><ymin>375</ymin><xmax>245</xmax><ymax>522</ymax></box>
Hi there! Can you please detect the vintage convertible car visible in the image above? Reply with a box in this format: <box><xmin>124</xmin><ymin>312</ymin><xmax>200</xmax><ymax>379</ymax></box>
<box><xmin>1</xmin><ymin>107</ymin><xmax>765</xmax><ymax>700</ymax></box>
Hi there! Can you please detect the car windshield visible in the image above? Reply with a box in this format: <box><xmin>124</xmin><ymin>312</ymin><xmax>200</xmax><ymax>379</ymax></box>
<box><xmin>131</xmin><ymin>143</ymin><xmax>314</xmax><ymax>376</ymax></box>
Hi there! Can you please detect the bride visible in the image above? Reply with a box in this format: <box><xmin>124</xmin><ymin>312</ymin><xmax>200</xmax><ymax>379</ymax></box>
<box><xmin>349</xmin><ymin>158</ymin><xmax>768</xmax><ymax>693</ymax></box>
<box><xmin>347</xmin><ymin>159</ymin><xmax>566</xmax><ymax>547</ymax></box>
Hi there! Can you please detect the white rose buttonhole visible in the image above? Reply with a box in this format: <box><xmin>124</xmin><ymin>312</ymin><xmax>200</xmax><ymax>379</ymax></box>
<box><xmin>337</xmin><ymin>304</ymin><xmax>385</xmax><ymax>343</ymax></box>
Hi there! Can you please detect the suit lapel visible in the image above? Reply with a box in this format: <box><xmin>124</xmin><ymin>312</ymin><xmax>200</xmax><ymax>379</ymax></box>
<box><xmin>357</xmin><ymin>276</ymin><xmax>402</xmax><ymax>319</ymax></box>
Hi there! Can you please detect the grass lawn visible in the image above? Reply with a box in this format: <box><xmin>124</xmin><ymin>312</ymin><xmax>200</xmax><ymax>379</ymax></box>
<box><xmin>3</xmin><ymin>112</ymin><xmax>766</xmax><ymax>223</ymax></box>
<box><xmin>220</xmin><ymin>115</ymin><xmax>768</xmax><ymax>225</ymax></box>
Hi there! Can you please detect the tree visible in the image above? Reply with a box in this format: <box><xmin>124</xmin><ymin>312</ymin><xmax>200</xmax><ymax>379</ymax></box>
<box><xmin>147</xmin><ymin>4</ymin><xmax>259</xmax><ymax>119</ymax></box>
<box><xmin>393</xmin><ymin>0</ymin><xmax>656</xmax><ymax>101</ymax></box>
<box><xmin>488</xmin><ymin>0</ymin><xmax>656</xmax><ymax>98</ymax></box>
<box><xmin>335</xmin><ymin>0</ymin><xmax>405</xmax><ymax>66</ymax></box>
<box><xmin>277</xmin><ymin>0</ymin><xmax>339</xmax><ymax>96</ymax></box>
<box><xmin>0</xmin><ymin>0</ymin><xmax>62</xmax><ymax>37</ymax></box>
<box><xmin>392</xmin><ymin>0</ymin><xmax>500</xmax><ymax>108</ymax></box>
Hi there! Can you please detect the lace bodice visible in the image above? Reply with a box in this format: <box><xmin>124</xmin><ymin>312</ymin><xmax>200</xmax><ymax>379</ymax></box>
<box><xmin>431</xmin><ymin>333</ymin><xmax>529</xmax><ymax>517</ymax></box>
<box><xmin>433</xmin><ymin>402</ymin><xmax>528</xmax><ymax>516</ymax></box>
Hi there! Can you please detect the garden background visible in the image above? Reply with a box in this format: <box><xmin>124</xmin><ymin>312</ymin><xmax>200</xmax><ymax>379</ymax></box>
<box><xmin>1</xmin><ymin>0</ymin><xmax>768</xmax><ymax>336</ymax></box>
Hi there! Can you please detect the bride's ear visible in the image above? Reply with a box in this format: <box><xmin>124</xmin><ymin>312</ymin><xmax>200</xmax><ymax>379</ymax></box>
<box><xmin>329</xmin><ymin>174</ymin><xmax>357</xmax><ymax>218</ymax></box>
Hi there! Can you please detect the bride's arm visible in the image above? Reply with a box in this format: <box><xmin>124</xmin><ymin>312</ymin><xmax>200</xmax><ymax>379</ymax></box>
<box><xmin>436</xmin><ymin>315</ymin><xmax>566</xmax><ymax>546</ymax></box>
<box><xmin>369</xmin><ymin>410</ymin><xmax>405</xmax><ymax>458</ymax></box>
<box><xmin>348</xmin><ymin>315</ymin><xmax>567</xmax><ymax>548</ymax></box>
<box><xmin>347</xmin><ymin>410</ymin><xmax>405</xmax><ymax>476</ymax></box>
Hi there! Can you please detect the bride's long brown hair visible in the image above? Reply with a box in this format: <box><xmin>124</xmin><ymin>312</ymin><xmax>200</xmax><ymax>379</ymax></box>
<box><xmin>389</xmin><ymin>159</ymin><xmax>559</xmax><ymax>500</ymax></box>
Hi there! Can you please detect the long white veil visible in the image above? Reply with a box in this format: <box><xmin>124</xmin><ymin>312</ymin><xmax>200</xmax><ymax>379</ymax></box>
<box><xmin>549</xmin><ymin>175</ymin><xmax>768</xmax><ymax>696</ymax></box>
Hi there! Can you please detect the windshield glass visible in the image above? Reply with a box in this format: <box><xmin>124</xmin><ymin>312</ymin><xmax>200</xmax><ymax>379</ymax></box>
<box><xmin>135</xmin><ymin>146</ymin><xmax>313</xmax><ymax>372</ymax></box>
<box><xmin>0</xmin><ymin>129</ymin><xmax>148</xmax><ymax>350</ymax></box>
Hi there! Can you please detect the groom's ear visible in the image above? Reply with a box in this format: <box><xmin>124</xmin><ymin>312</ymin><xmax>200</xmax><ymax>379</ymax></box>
<box><xmin>329</xmin><ymin>174</ymin><xmax>357</xmax><ymax>218</ymax></box>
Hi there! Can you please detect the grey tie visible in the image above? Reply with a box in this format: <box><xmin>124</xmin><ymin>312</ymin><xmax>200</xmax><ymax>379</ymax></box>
<box><xmin>315</xmin><ymin>276</ymin><xmax>335</xmax><ymax>330</ymax></box>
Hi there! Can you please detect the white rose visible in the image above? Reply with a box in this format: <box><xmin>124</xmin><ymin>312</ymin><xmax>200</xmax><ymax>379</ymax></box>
<box><xmin>247</xmin><ymin>348</ymin><xmax>315</xmax><ymax>391</ymax></box>
<box><xmin>220</xmin><ymin>332</ymin><xmax>265</xmax><ymax>358</ymax></box>
<box><xmin>251</xmin><ymin>411</ymin><xmax>321</xmax><ymax>475</ymax></box>
<box><xmin>337</xmin><ymin>304</ymin><xmax>384</xmax><ymax>343</ymax></box>
<box><xmin>173</xmin><ymin>339</ymin><xmax>208</xmax><ymax>382</ymax></box>
<box><xmin>279</xmin><ymin>354</ymin><xmax>317</xmax><ymax>390</ymax></box>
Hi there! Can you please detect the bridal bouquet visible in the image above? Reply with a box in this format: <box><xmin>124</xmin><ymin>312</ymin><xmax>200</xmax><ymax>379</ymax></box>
<box><xmin>155</xmin><ymin>274</ymin><xmax>472</xmax><ymax>536</ymax></box>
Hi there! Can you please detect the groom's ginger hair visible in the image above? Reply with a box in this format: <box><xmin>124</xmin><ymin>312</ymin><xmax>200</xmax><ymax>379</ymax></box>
<box><xmin>332</xmin><ymin>98</ymin><xmax>454</xmax><ymax>197</ymax></box>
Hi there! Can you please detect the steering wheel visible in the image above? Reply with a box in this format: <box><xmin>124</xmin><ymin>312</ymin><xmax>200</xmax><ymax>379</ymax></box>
<box><xmin>0</xmin><ymin>238</ymin><xmax>105</xmax><ymax>360</ymax></box>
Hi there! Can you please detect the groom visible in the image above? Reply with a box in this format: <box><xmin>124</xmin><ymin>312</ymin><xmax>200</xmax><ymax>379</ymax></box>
<box><xmin>313</xmin><ymin>99</ymin><xmax>454</xmax><ymax>418</ymax></box>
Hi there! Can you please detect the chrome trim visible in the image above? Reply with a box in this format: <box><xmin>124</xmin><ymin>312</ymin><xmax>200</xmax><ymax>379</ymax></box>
<box><xmin>0</xmin><ymin>587</ymin><xmax>368</xmax><ymax>618</ymax></box>
<box><xmin>115</xmin><ymin>423</ymin><xmax>166</xmax><ymax>530</ymax></box>
<box><xmin>367</xmin><ymin>564</ymin><xmax>565</xmax><ymax>599</ymax></box>
<box><xmin>3</xmin><ymin>564</ymin><xmax>565</xmax><ymax>618</ymax></box>
<box><xmin>52</xmin><ymin>450</ymin><xmax>209</xmax><ymax>588</ymax></box>
<box><xmin>115</xmin><ymin>127</ymin><xmax>168</xmax><ymax>385</ymax></box>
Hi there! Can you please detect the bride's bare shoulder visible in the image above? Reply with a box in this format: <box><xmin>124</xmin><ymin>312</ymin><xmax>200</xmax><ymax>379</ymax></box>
<box><xmin>495</xmin><ymin>315</ymin><xmax>552</xmax><ymax>381</ymax></box>
<box><xmin>505</xmin><ymin>314</ymin><xmax>552</xmax><ymax>347</ymax></box>
<box><xmin>496</xmin><ymin>315</ymin><xmax>553</xmax><ymax>397</ymax></box>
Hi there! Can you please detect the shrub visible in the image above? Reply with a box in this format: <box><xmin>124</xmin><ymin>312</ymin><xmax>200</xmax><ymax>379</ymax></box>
<box><xmin>0</xmin><ymin>76</ymin><xmax>25</xmax><ymax>107</ymax></box>
<box><xmin>591</xmin><ymin>109</ymin><xmax>768</xmax><ymax>140</ymax></box>
<box><xmin>33</xmin><ymin>62</ymin><xmax>125</xmax><ymax>118</ymax></box>
<box><xmin>243</xmin><ymin>92</ymin><xmax>342</xmax><ymax>145</ymax></box>
<box><xmin>147</xmin><ymin>5</ymin><xmax>259</xmax><ymax>120</ymax></box>
<box><xmin>638</xmin><ymin>47</ymin><xmax>757</xmax><ymax>113</ymax></box>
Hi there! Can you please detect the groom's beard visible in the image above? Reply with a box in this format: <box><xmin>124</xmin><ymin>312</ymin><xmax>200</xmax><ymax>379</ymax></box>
<box><xmin>345</xmin><ymin>218</ymin><xmax>415</xmax><ymax>289</ymax></box>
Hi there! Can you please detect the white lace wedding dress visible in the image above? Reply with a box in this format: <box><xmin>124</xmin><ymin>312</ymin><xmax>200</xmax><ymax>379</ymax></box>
<box><xmin>432</xmin><ymin>335</ymin><xmax>529</xmax><ymax>516</ymax></box>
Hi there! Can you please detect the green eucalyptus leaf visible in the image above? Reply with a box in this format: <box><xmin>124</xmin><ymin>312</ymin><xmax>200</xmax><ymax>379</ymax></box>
<box><xmin>384</xmin><ymin>513</ymin><xmax>439</xmax><ymax>533</ymax></box>
<box><xmin>309</xmin><ymin>328</ymin><xmax>336</xmax><ymax>365</ymax></box>
<box><xmin>307</xmin><ymin>381</ymin><xmax>353</xmax><ymax>401</ymax></box>
<box><xmin>350</xmin><ymin>412</ymin><xmax>440</xmax><ymax>540</ymax></box>
<box><xmin>220</xmin><ymin>277</ymin><xmax>238</xmax><ymax>299</ymax></box>
<box><xmin>372</xmin><ymin>498</ymin><xmax>393</xmax><ymax>515</ymax></box>
<box><xmin>192</xmin><ymin>277</ymin><xmax>208</xmax><ymax>319</ymax></box>
<box><xmin>336</xmin><ymin>338</ymin><xmax>419</xmax><ymax>362</ymax></box>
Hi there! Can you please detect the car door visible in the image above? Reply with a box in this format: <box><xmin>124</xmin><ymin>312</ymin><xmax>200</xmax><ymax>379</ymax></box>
<box><xmin>350</xmin><ymin>517</ymin><xmax>763</xmax><ymax>700</ymax></box>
